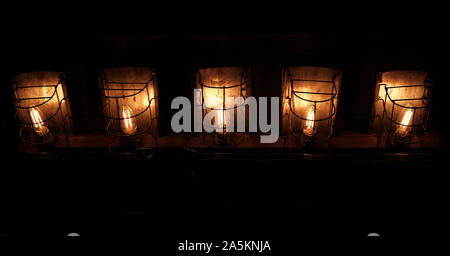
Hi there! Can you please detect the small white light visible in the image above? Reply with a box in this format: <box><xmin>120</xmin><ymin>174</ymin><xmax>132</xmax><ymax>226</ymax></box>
<box><xmin>67</xmin><ymin>233</ymin><xmax>80</xmax><ymax>237</ymax></box>
<box><xmin>367</xmin><ymin>233</ymin><xmax>380</xmax><ymax>237</ymax></box>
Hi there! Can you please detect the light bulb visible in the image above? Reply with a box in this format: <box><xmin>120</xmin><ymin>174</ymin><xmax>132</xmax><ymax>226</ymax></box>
<box><xmin>303</xmin><ymin>105</ymin><xmax>316</xmax><ymax>137</ymax></box>
<box><xmin>396</xmin><ymin>105</ymin><xmax>414</xmax><ymax>137</ymax></box>
<box><xmin>121</xmin><ymin>105</ymin><xmax>138</xmax><ymax>135</ymax></box>
<box><xmin>29</xmin><ymin>107</ymin><xmax>49</xmax><ymax>136</ymax></box>
<box><xmin>204</xmin><ymin>95</ymin><xmax>227</xmax><ymax>134</ymax></box>
<box><xmin>215</xmin><ymin>109</ymin><xmax>227</xmax><ymax>134</ymax></box>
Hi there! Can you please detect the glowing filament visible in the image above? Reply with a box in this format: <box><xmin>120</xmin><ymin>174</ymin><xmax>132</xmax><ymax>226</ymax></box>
<box><xmin>121</xmin><ymin>105</ymin><xmax>138</xmax><ymax>135</ymax></box>
<box><xmin>204</xmin><ymin>95</ymin><xmax>227</xmax><ymax>133</ymax></box>
<box><xmin>216</xmin><ymin>109</ymin><xmax>227</xmax><ymax>134</ymax></box>
<box><xmin>396</xmin><ymin>107</ymin><xmax>414</xmax><ymax>137</ymax></box>
<box><xmin>303</xmin><ymin>105</ymin><xmax>315</xmax><ymax>137</ymax></box>
<box><xmin>29</xmin><ymin>107</ymin><xmax>49</xmax><ymax>136</ymax></box>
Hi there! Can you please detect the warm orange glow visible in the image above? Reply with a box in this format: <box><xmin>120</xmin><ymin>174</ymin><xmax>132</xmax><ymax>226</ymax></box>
<box><xmin>216</xmin><ymin>109</ymin><xmax>227</xmax><ymax>134</ymax></box>
<box><xmin>401</xmin><ymin>108</ymin><xmax>413</xmax><ymax>127</ymax></box>
<box><xmin>303</xmin><ymin>105</ymin><xmax>315</xmax><ymax>137</ymax></box>
<box><xmin>204</xmin><ymin>95</ymin><xmax>228</xmax><ymax>133</ymax></box>
<box><xmin>29</xmin><ymin>107</ymin><xmax>49</xmax><ymax>136</ymax></box>
<box><xmin>121</xmin><ymin>105</ymin><xmax>138</xmax><ymax>135</ymax></box>
<box><xmin>396</xmin><ymin>107</ymin><xmax>413</xmax><ymax>137</ymax></box>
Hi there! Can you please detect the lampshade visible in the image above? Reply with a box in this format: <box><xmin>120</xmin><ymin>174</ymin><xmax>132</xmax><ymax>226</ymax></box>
<box><xmin>12</xmin><ymin>71</ymin><xmax>72</xmax><ymax>146</ymax></box>
<box><xmin>371</xmin><ymin>70</ymin><xmax>432</xmax><ymax>147</ymax></box>
<box><xmin>195</xmin><ymin>66</ymin><xmax>250</xmax><ymax>146</ymax></box>
<box><xmin>282</xmin><ymin>66</ymin><xmax>341</xmax><ymax>145</ymax></box>
<box><xmin>99</xmin><ymin>67</ymin><xmax>159</xmax><ymax>139</ymax></box>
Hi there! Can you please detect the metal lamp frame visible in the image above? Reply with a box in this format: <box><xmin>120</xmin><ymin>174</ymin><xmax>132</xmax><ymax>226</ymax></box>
<box><xmin>196</xmin><ymin>68</ymin><xmax>248</xmax><ymax>146</ymax></box>
<box><xmin>99</xmin><ymin>71</ymin><xmax>157</xmax><ymax>138</ymax></box>
<box><xmin>12</xmin><ymin>72</ymin><xmax>71</xmax><ymax>146</ymax></box>
<box><xmin>377</xmin><ymin>80</ymin><xmax>432</xmax><ymax>147</ymax></box>
<box><xmin>286</xmin><ymin>70</ymin><xmax>339</xmax><ymax>144</ymax></box>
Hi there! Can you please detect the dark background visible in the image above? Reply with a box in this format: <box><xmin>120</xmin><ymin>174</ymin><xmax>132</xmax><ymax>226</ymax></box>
<box><xmin>0</xmin><ymin>5</ymin><xmax>448</xmax><ymax>251</ymax></box>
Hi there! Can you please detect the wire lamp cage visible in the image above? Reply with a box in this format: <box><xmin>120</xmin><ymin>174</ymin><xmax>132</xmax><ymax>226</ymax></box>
<box><xmin>99</xmin><ymin>67</ymin><xmax>158</xmax><ymax>146</ymax></box>
<box><xmin>282</xmin><ymin>66</ymin><xmax>341</xmax><ymax>146</ymax></box>
<box><xmin>195</xmin><ymin>67</ymin><xmax>250</xmax><ymax>146</ymax></box>
<box><xmin>12</xmin><ymin>71</ymin><xmax>72</xmax><ymax>148</ymax></box>
<box><xmin>372</xmin><ymin>70</ymin><xmax>432</xmax><ymax>148</ymax></box>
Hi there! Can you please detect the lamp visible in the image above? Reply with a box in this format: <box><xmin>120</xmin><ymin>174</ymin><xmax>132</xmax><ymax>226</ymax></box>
<box><xmin>99</xmin><ymin>67</ymin><xmax>158</xmax><ymax>147</ymax></box>
<box><xmin>195</xmin><ymin>67</ymin><xmax>250</xmax><ymax>146</ymax></box>
<box><xmin>282</xmin><ymin>66</ymin><xmax>341</xmax><ymax>146</ymax></box>
<box><xmin>371</xmin><ymin>70</ymin><xmax>432</xmax><ymax>148</ymax></box>
<box><xmin>12</xmin><ymin>71</ymin><xmax>72</xmax><ymax>148</ymax></box>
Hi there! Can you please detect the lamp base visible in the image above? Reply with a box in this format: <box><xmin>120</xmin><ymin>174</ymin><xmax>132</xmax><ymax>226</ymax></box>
<box><xmin>215</xmin><ymin>132</ymin><xmax>231</xmax><ymax>146</ymax></box>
